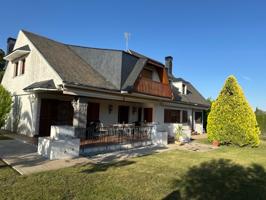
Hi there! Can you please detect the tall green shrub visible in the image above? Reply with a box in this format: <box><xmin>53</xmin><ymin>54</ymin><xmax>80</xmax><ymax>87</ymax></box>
<box><xmin>0</xmin><ymin>85</ymin><xmax>12</xmax><ymax>127</ymax></box>
<box><xmin>207</xmin><ymin>76</ymin><xmax>260</xmax><ymax>146</ymax></box>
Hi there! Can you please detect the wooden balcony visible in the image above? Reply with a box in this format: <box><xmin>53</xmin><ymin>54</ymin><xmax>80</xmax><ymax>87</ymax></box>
<box><xmin>134</xmin><ymin>77</ymin><xmax>172</xmax><ymax>98</ymax></box>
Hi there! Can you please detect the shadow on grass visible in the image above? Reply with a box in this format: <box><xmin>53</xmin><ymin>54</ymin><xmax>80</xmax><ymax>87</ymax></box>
<box><xmin>81</xmin><ymin>160</ymin><xmax>135</xmax><ymax>174</ymax></box>
<box><xmin>163</xmin><ymin>159</ymin><xmax>266</xmax><ymax>200</ymax></box>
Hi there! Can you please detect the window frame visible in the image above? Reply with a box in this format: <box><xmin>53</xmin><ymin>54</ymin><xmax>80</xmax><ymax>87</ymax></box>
<box><xmin>164</xmin><ymin>109</ymin><xmax>181</xmax><ymax>123</ymax></box>
<box><xmin>21</xmin><ymin>58</ymin><xmax>25</xmax><ymax>75</ymax></box>
<box><xmin>182</xmin><ymin>110</ymin><xmax>188</xmax><ymax>123</ymax></box>
<box><xmin>14</xmin><ymin>61</ymin><xmax>19</xmax><ymax>77</ymax></box>
<box><xmin>195</xmin><ymin>112</ymin><xmax>203</xmax><ymax>124</ymax></box>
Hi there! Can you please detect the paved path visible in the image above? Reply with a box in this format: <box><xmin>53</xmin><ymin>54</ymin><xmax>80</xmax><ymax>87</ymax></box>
<box><xmin>0</xmin><ymin>140</ymin><xmax>90</xmax><ymax>175</ymax></box>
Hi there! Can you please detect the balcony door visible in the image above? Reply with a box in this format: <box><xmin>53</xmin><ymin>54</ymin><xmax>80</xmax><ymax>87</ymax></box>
<box><xmin>118</xmin><ymin>106</ymin><xmax>129</xmax><ymax>123</ymax></box>
<box><xmin>144</xmin><ymin>108</ymin><xmax>153</xmax><ymax>123</ymax></box>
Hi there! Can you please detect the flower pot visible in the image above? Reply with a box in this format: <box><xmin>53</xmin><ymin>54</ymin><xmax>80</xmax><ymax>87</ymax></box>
<box><xmin>212</xmin><ymin>140</ymin><xmax>220</xmax><ymax>147</ymax></box>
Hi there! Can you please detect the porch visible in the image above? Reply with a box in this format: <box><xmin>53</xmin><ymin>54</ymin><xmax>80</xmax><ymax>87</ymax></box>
<box><xmin>77</xmin><ymin>124</ymin><xmax>153</xmax><ymax>153</ymax></box>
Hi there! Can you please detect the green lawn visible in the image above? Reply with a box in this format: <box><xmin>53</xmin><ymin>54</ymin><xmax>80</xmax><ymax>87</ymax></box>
<box><xmin>1</xmin><ymin>141</ymin><xmax>266</xmax><ymax>200</ymax></box>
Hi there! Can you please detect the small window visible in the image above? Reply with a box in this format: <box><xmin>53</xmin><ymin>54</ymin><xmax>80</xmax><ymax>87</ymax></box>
<box><xmin>141</xmin><ymin>69</ymin><xmax>153</xmax><ymax>79</ymax></box>
<box><xmin>182</xmin><ymin>110</ymin><xmax>188</xmax><ymax>123</ymax></box>
<box><xmin>14</xmin><ymin>62</ymin><xmax>19</xmax><ymax>77</ymax></box>
<box><xmin>164</xmin><ymin>109</ymin><xmax>181</xmax><ymax>123</ymax></box>
<box><xmin>21</xmin><ymin>59</ymin><xmax>25</xmax><ymax>75</ymax></box>
<box><xmin>195</xmin><ymin>112</ymin><xmax>202</xmax><ymax>124</ymax></box>
<box><xmin>182</xmin><ymin>84</ymin><xmax>186</xmax><ymax>95</ymax></box>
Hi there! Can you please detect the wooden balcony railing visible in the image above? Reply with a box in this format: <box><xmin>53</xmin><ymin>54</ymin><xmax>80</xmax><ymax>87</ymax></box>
<box><xmin>134</xmin><ymin>77</ymin><xmax>172</xmax><ymax>98</ymax></box>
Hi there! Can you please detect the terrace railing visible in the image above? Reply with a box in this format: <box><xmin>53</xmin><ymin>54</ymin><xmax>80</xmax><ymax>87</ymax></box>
<box><xmin>76</xmin><ymin>125</ymin><xmax>153</xmax><ymax>148</ymax></box>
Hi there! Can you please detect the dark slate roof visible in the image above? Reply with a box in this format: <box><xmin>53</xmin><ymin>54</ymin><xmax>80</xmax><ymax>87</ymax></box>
<box><xmin>21</xmin><ymin>30</ymin><xmax>209</xmax><ymax>107</ymax></box>
<box><xmin>23</xmin><ymin>79</ymin><xmax>56</xmax><ymax>90</ymax></box>
<box><xmin>172</xmin><ymin>78</ymin><xmax>210</xmax><ymax>107</ymax></box>
<box><xmin>22</xmin><ymin>30</ymin><xmax>117</xmax><ymax>90</ymax></box>
<box><xmin>121</xmin><ymin>58</ymin><xmax>147</xmax><ymax>90</ymax></box>
<box><xmin>128</xmin><ymin>50</ymin><xmax>164</xmax><ymax>66</ymax></box>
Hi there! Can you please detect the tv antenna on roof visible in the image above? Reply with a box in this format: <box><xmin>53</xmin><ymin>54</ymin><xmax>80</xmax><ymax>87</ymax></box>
<box><xmin>124</xmin><ymin>32</ymin><xmax>131</xmax><ymax>51</ymax></box>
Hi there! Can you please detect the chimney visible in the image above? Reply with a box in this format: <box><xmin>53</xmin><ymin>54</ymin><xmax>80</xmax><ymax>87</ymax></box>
<box><xmin>165</xmin><ymin>56</ymin><xmax>173</xmax><ymax>76</ymax></box>
<box><xmin>6</xmin><ymin>37</ymin><xmax>16</xmax><ymax>55</ymax></box>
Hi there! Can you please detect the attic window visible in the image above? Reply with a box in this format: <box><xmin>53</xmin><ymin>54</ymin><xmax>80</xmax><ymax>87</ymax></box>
<box><xmin>21</xmin><ymin>59</ymin><xmax>25</xmax><ymax>74</ymax></box>
<box><xmin>182</xmin><ymin>84</ymin><xmax>187</xmax><ymax>95</ymax></box>
<box><xmin>14</xmin><ymin>62</ymin><xmax>19</xmax><ymax>77</ymax></box>
<box><xmin>141</xmin><ymin>69</ymin><xmax>153</xmax><ymax>79</ymax></box>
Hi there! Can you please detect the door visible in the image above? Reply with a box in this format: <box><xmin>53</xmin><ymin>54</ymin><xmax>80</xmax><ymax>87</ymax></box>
<box><xmin>144</xmin><ymin>108</ymin><xmax>153</xmax><ymax>123</ymax></box>
<box><xmin>118</xmin><ymin>106</ymin><xmax>129</xmax><ymax>123</ymax></box>
<box><xmin>39</xmin><ymin>99</ymin><xmax>73</xmax><ymax>137</ymax></box>
<box><xmin>87</xmin><ymin>102</ymin><xmax>100</xmax><ymax>125</ymax></box>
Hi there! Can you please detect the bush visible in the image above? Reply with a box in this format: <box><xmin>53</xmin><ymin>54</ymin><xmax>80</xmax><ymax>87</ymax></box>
<box><xmin>207</xmin><ymin>76</ymin><xmax>260</xmax><ymax>146</ymax></box>
<box><xmin>0</xmin><ymin>85</ymin><xmax>12</xmax><ymax>127</ymax></box>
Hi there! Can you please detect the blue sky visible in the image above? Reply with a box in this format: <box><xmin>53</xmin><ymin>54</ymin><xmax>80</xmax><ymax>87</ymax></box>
<box><xmin>1</xmin><ymin>0</ymin><xmax>266</xmax><ymax>110</ymax></box>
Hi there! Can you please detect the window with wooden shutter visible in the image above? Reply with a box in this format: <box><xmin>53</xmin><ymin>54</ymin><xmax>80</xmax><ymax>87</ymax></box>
<box><xmin>164</xmin><ymin>109</ymin><xmax>181</xmax><ymax>123</ymax></box>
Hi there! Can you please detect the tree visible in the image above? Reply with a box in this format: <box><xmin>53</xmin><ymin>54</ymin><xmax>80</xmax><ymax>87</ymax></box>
<box><xmin>0</xmin><ymin>85</ymin><xmax>12</xmax><ymax>128</ymax></box>
<box><xmin>0</xmin><ymin>49</ymin><xmax>5</xmax><ymax>70</ymax></box>
<box><xmin>203</xmin><ymin>97</ymin><xmax>214</xmax><ymax>130</ymax></box>
<box><xmin>207</xmin><ymin>75</ymin><xmax>260</xmax><ymax>146</ymax></box>
<box><xmin>0</xmin><ymin>49</ymin><xmax>6</xmax><ymax>82</ymax></box>
<box><xmin>255</xmin><ymin>108</ymin><xmax>266</xmax><ymax>135</ymax></box>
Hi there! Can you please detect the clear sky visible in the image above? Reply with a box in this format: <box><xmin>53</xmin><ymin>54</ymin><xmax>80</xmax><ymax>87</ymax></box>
<box><xmin>1</xmin><ymin>0</ymin><xmax>266</xmax><ymax>110</ymax></box>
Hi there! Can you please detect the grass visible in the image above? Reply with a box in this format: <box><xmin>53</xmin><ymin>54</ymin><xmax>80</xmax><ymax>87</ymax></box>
<box><xmin>1</xmin><ymin>141</ymin><xmax>266</xmax><ymax>199</ymax></box>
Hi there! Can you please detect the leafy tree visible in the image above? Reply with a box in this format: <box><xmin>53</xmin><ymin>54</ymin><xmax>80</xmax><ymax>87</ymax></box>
<box><xmin>207</xmin><ymin>75</ymin><xmax>260</xmax><ymax>146</ymax></box>
<box><xmin>0</xmin><ymin>49</ymin><xmax>5</xmax><ymax>82</ymax></box>
<box><xmin>0</xmin><ymin>85</ymin><xmax>12</xmax><ymax>127</ymax></box>
<box><xmin>0</xmin><ymin>49</ymin><xmax>5</xmax><ymax>70</ymax></box>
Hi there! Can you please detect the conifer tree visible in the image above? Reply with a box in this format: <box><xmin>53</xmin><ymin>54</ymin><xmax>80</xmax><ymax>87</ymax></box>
<box><xmin>207</xmin><ymin>75</ymin><xmax>260</xmax><ymax>146</ymax></box>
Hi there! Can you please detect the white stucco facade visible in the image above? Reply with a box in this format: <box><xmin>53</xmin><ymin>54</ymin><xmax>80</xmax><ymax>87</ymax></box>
<box><xmin>1</xmin><ymin>31</ymin><xmax>63</xmax><ymax>136</ymax></box>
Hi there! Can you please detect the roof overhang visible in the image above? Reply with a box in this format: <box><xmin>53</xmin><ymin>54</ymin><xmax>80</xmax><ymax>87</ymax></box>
<box><xmin>23</xmin><ymin>79</ymin><xmax>59</xmax><ymax>92</ymax></box>
<box><xmin>4</xmin><ymin>45</ymin><xmax>30</xmax><ymax>61</ymax></box>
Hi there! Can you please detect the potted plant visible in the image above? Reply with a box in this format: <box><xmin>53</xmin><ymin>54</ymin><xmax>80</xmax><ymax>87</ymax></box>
<box><xmin>175</xmin><ymin>125</ymin><xmax>190</xmax><ymax>144</ymax></box>
<box><xmin>212</xmin><ymin>140</ymin><xmax>220</xmax><ymax>147</ymax></box>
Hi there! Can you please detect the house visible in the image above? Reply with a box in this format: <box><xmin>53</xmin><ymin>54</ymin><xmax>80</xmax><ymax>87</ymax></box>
<box><xmin>1</xmin><ymin>30</ymin><xmax>209</xmax><ymax>149</ymax></box>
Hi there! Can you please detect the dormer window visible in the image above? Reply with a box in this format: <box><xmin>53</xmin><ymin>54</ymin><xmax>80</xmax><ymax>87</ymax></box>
<box><xmin>14</xmin><ymin>62</ymin><xmax>19</xmax><ymax>77</ymax></box>
<box><xmin>142</xmin><ymin>68</ymin><xmax>153</xmax><ymax>79</ymax></box>
<box><xmin>21</xmin><ymin>59</ymin><xmax>25</xmax><ymax>75</ymax></box>
<box><xmin>182</xmin><ymin>84</ymin><xmax>187</xmax><ymax>95</ymax></box>
<box><xmin>13</xmin><ymin>58</ymin><xmax>26</xmax><ymax>77</ymax></box>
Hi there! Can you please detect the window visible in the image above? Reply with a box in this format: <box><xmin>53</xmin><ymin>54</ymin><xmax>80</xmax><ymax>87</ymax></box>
<box><xmin>182</xmin><ymin>110</ymin><xmax>188</xmax><ymax>123</ymax></box>
<box><xmin>141</xmin><ymin>69</ymin><xmax>153</xmax><ymax>79</ymax></box>
<box><xmin>144</xmin><ymin>108</ymin><xmax>153</xmax><ymax>122</ymax></box>
<box><xmin>164</xmin><ymin>109</ymin><xmax>181</xmax><ymax>123</ymax></box>
<box><xmin>21</xmin><ymin>59</ymin><xmax>25</xmax><ymax>75</ymax></box>
<box><xmin>182</xmin><ymin>84</ymin><xmax>186</xmax><ymax>95</ymax></box>
<box><xmin>195</xmin><ymin>112</ymin><xmax>202</xmax><ymax>124</ymax></box>
<box><xmin>14</xmin><ymin>62</ymin><xmax>19</xmax><ymax>77</ymax></box>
